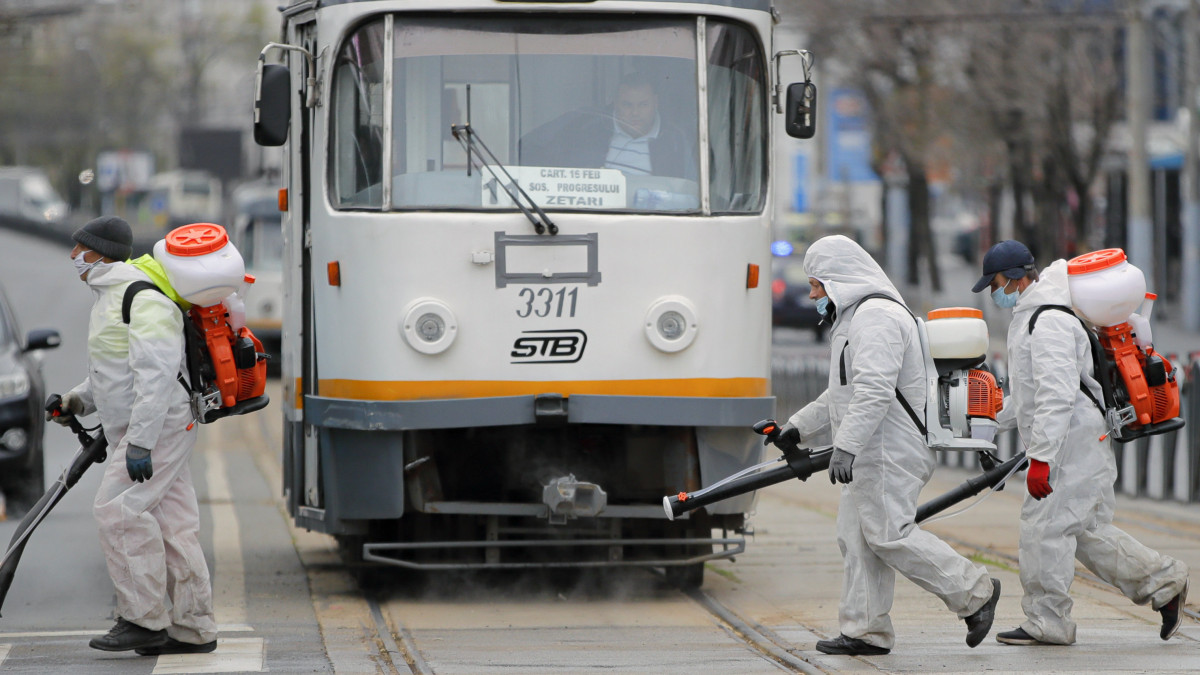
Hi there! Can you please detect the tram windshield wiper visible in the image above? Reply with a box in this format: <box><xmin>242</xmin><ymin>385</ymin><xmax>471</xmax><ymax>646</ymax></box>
<box><xmin>451</xmin><ymin>123</ymin><xmax>557</xmax><ymax>236</ymax></box>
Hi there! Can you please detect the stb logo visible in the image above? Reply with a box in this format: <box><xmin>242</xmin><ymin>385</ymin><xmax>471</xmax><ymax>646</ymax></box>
<box><xmin>511</xmin><ymin>330</ymin><xmax>587</xmax><ymax>364</ymax></box>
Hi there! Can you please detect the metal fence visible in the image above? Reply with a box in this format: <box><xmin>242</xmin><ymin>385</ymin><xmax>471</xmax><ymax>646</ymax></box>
<box><xmin>770</xmin><ymin>353</ymin><xmax>1200</xmax><ymax>502</ymax></box>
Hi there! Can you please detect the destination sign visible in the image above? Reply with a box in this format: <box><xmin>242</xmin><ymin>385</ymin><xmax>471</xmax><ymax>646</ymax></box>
<box><xmin>482</xmin><ymin>166</ymin><xmax>626</xmax><ymax>209</ymax></box>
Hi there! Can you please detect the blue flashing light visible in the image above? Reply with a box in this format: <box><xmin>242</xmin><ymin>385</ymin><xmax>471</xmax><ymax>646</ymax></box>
<box><xmin>771</xmin><ymin>240</ymin><xmax>794</xmax><ymax>257</ymax></box>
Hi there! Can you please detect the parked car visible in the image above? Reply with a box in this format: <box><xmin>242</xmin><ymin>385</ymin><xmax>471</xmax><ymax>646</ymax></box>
<box><xmin>771</xmin><ymin>256</ymin><xmax>824</xmax><ymax>339</ymax></box>
<box><xmin>0</xmin><ymin>283</ymin><xmax>60</xmax><ymax>513</ymax></box>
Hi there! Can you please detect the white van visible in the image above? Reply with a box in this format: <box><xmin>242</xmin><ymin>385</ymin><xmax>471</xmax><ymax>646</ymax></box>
<box><xmin>147</xmin><ymin>170</ymin><xmax>222</xmax><ymax>228</ymax></box>
<box><xmin>0</xmin><ymin>167</ymin><xmax>68</xmax><ymax>223</ymax></box>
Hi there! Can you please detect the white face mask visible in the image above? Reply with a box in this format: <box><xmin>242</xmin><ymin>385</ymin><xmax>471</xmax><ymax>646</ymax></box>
<box><xmin>73</xmin><ymin>250</ymin><xmax>105</xmax><ymax>279</ymax></box>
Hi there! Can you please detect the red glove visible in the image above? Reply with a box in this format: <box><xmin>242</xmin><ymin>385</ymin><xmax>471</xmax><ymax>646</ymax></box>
<box><xmin>1027</xmin><ymin>459</ymin><xmax>1053</xmax><ymax>500</ymax></box>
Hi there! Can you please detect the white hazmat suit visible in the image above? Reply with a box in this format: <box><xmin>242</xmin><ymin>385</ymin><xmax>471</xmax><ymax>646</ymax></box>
<box><xmin>787</xmin><ymin>236</ymin><xmax>994</xmax><ymax>649</ymax></box>
<box><xmin>1002</xmin><ymin>259</ymin><xmax>1187</xmax><ymax>645</ymax></box>
<box><xmin>68</xmin><ymin>261</ymin><xmax>216</xmax><ymax>645</ymax></box>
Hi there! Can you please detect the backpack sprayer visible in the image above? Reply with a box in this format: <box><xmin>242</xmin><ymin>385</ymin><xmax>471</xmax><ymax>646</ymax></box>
<box><xmin>1063</xmin><ymin>249</ymin><xmax>1184</xmax><ymax>442</ymax></box>
<box><xmin>146</xmin><ymin>223</ymin><xmax>269</xmax><ymax>426</ymax></box>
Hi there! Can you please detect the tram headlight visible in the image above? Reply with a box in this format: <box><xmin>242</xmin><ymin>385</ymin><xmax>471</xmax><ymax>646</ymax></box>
<box><xmin>644</xmin><ymin>297</ymin><xmax>697</xmax><ymax>352</ymax></box>
<box><xmin>401</xmin><ymin>299</ymin><xmax>458</xmax><ymax>354</ymax></box>
<box><xmin>657</xmin><ymin>311</ymin><xmax>686</xmax><ymax>340</ymax></box>
<box><xmin>416</xmin><ymin>313</ymin><xmax>445</xmax><ymax>342</ymax></box>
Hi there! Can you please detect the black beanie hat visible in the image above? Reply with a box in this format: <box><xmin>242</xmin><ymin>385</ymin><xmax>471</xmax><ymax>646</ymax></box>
<box><xmin>72</xmin><ymin>216</ymin><xmax>133</xmax><ymax>261</ymax></box>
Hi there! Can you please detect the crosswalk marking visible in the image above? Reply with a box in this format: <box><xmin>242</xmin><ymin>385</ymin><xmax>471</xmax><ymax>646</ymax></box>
<box><xmin>151</xmin><ymin>637</ymin><xmax>265</xmax><ymax>674</ymax></box>
<box><xmin>0</xmin><ymin>643</ymin><xmax>9</xmax><ymax>668</ymax></box>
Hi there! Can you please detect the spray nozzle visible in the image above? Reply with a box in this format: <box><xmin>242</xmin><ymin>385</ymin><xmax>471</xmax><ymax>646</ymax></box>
<box><xmin>1141</xmin><ymin>293</ymin><xmax>1157</xmax><ymax>322</ymax></box>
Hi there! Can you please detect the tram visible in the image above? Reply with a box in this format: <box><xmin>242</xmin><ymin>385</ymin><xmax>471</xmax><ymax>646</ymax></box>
<box><xmin>252</xmin><ymin>0</ymin><xmax>816</xmax><ymax>586</ymax></box>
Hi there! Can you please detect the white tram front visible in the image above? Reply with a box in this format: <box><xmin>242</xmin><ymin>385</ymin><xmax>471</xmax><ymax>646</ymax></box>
<box><xmin>253</xmin><ymin>0</ymin><xmax>816</xmax><ymax>586</ymax></box>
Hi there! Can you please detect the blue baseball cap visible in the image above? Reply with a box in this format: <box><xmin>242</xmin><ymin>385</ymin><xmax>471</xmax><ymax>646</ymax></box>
<box><xmin>971</xmin><ymin>240</ymin><xmax>1035</xmax><ymax>293</ymax></box>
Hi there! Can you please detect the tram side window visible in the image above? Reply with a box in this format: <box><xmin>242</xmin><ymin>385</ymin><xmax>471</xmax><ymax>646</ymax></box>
<box><xmin>706</xmin><ymin>20</ymin><xmax>767</xmax><ymax>214</ymax></box>
<box><xmin>329</xmin><ymin>20</ymin><xmax>386</xmax><ymax>209</ymax></box>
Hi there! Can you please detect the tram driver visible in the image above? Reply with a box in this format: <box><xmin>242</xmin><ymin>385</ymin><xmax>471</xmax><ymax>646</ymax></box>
<box><xmin>519</xmin><ymin>72</ymin><xmax>698</xmax><ymax>183</ymax></box>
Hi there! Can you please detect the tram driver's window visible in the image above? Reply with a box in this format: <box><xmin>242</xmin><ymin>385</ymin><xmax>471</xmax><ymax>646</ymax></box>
<box><xmin>706</xmin><ymin>20</ymin><xmax>767</xmax><ymax>214</ymax></box>
<box><xmin>329</xmin><ymin>19</ymin><xmax>386</xmax><ymax>209</ymax></box>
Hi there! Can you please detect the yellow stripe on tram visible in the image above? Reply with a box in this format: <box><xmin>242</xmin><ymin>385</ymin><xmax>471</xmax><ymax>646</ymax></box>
<box><xmin>293</xmin><ymin>377</ymin><xmax>769</xmax><ymax>408</ymax></box>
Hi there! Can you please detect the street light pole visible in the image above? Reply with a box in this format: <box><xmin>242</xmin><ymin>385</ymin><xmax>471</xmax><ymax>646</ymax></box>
<box><xmin>1126</xmin><ymin>1</ymin><xmax>1154</xmax><ymax>281</ymax></box>
<box><xmin>1183</xmin><ymin>0</ymin><xmax>1200</xmax><ymax>331</ymax></box>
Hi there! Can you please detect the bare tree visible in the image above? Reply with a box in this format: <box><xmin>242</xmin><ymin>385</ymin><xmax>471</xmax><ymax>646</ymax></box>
<box><xmin>783</xmin><ymin>0</ymin><xmax>1124</xmax><ymax>274</ymax></box>
<box><xmin>962</xmin><ymin>4</ymin><xmax>1121</xmax><ymax>262</ymax></box>
<box><xmin>0</xmin><ymin>1</ymin><xmax>273</xmax><ymax>208</ymax></box>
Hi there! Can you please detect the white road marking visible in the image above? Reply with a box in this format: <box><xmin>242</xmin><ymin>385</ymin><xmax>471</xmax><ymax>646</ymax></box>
<box><xmin>204</xmin><ymin>442</ymin><xmax>247</xmax><ymax>626</ymax></box>
<box><xmin>0</xmin><ymin>643</ymin><xmax>10</xmax><ymax>667</ymax></box>
<box><xmin>0</xmin><ymin>624</ymin><xmax>254</xmax><ymax>639</ymax></box>
<box><xmin>151</xmin><ymin>637</ymin><xmax>266</xmax><ymax>674</ymax></box>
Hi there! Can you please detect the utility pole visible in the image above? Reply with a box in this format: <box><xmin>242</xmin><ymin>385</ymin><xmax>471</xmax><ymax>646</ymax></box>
<box><xmin>1184</xmin><ymin>0</ymin><xmax>1200</xmax><ymax>331</ymax></box>
<box><xmin>1126</xmin><ymin>1</ymin><xmax>1154</xmax><ymax>280</ymax></box>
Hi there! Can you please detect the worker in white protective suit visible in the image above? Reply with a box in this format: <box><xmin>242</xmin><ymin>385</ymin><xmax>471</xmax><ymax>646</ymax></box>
<box><xmin>772</xmin><ymin>235</ymin><xmax>1001</xmax><ymax>655</ymax></box>
<box><xmin>48</xmin><ymin>216</ymin><xmax>217</xmax><ymax>656</ymax></box>
<box><xmin>972</xmin><ymin>239</ymin><xmax>1189</xmax><ymax>646</ymax></box>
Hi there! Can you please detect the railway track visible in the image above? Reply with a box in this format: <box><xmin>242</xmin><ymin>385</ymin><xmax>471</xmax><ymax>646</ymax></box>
<box><xmin>360</xmin><ymin>571</ymin><xmax>829</xmax><ymax>675</ymax></box>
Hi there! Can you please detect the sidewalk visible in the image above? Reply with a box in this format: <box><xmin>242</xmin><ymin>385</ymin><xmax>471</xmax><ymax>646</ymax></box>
<box><xmin>705</xmin><ymin>463</ymin><xmax>1200</xmax><ymax>673</ymax></box>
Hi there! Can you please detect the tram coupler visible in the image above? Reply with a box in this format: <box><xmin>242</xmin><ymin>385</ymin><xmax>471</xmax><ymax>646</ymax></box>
<box><xmin>543</xmin><ymin>474</ymin><xmax>607</xmax><ymax>524</ymax></box>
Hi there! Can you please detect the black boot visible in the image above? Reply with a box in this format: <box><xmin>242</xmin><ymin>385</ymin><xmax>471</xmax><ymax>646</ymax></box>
<box><xmin>1159</xmin><ymin>581</ymin><xmax>1188</xmax><ymax>641</ymax></box>
<box><xmin>964</xmin><ymin>578</ymin><xmax>1001</xmax><ymax>648</ymax></box>
<box><xmin>136</xmin><ymin>637</ymin><xmax>218</xmax><ymax>656</ymax></box>
<box><xmin>88</xmin><ymin>618</ymin><xmax>168</xmax><ymax>652</ymax></box>
<box><xmin>815</xmin><ymin>634</ymin><xmax>890</xmax><ymax>655</ymax></box>
<box><xmin>995</xmin><ymin>626</ymin><xmax>1052</xmax><ymax>645</ymax></box>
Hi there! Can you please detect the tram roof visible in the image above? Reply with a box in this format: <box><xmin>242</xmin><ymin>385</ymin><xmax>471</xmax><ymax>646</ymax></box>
<box><xmin>284</xmin><ymin>0</ymin><xmax>772</xmax><ymax>13</ymax></box>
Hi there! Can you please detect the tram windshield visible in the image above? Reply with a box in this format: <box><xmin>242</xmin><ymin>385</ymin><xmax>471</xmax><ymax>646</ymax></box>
<box><xmin>328</xmin><ymin>15</ymin><xmax>767</xmax><ymax>215</ymax></box>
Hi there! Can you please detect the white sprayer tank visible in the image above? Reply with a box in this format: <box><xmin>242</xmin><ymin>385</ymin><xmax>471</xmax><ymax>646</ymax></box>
<box><xmin>926</xmin><ymin>308</ymin><xmax>989</xmax><ymax>359</ymax></box>
<box><xmin>154</xmin><ymin>223</ymin><xmax>246</xmax><ymax>307</ymax></box>
<box><xmin>1066</xmin><ymin>248</ymin><xmax>1146</xmax><ymax>327</ymax></box>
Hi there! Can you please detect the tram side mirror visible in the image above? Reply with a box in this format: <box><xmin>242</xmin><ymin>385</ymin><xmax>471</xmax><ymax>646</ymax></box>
<box><xmin>784</xmin><ymin>82</ymin><xmax>817</xmax><ymax>139</ymax></box>
<box><xmin>254</xmin><ymin>63</ymin><xmax>291</xmax><ymax>147</ymax></box>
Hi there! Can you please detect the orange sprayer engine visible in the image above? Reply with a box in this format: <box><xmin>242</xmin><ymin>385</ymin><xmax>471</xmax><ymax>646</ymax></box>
<box><xmin>189</xmin><ymin>303</ymin><xmax>268</xmax><ymax>410</ymax></box>
<box><xmin>967</xmin><ymin>368</ymin><xmax>1005</xmax><ymax>420</ymax></box>
<box><xmin>1095</xmin><ymin>321</ymin><xmax>1180</xmax><ymax>436</ymax></box>
<box><xmin>935</xmin><ymin>362</ymin><xmax>1004</xmax><ymax>445</ymax></box>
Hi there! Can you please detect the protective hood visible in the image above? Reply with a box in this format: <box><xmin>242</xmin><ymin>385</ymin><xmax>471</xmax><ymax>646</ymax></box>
<box><xmin>1013</xmin><ymin>259</ymin><xmax>1071</xmax><ymax>313</ymax></box>
<box><xmin>802</xmin><ymin>235</ymin><xmax>904</xmax><ymax>311</ymax></box>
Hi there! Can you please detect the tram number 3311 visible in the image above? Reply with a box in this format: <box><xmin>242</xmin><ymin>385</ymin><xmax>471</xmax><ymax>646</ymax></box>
<box><xmin>516</xmin><ymin>287</ymin><xmax>579</xmax><ymax>318</ymax></box>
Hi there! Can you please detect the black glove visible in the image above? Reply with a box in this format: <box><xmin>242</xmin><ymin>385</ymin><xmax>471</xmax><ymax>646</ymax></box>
<box><xmin>766</xmin><ymin>423</ymin><xmax>801</xmax><ymax>450</ymax></box>
<box><xmin>46</xmin><ymin>392</ymin><xmax>84</xmax><ymax>426</ymax></box>
<box><xmin>126</xmin><ymin>444</ymin><xmax>153</xmax><ymax>482</ymax></box>
<box><xmin>828</xmin><ymin>447</ymin><xmax>855</xmax><ymax>484</ymax></box>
